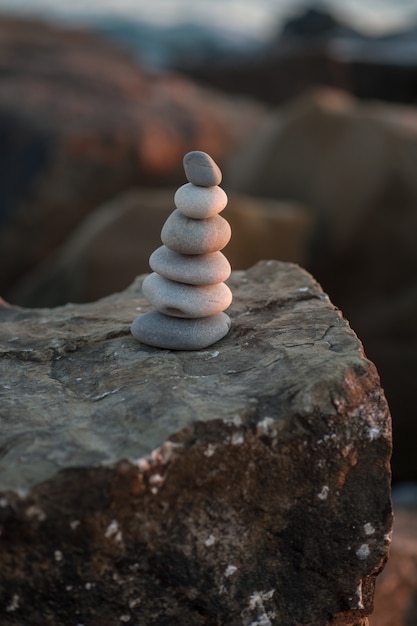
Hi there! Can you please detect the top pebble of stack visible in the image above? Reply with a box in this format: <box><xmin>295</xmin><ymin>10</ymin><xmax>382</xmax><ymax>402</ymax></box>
<box><xmin>183</xmin><ymin>151</ymin><xmax>222</xmax><ymax>187</ymax></box>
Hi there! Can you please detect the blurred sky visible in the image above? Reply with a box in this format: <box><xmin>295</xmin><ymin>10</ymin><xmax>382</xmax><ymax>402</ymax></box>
<box><xmin>0</xmin><ymin>0</ymin><xmax>416</xmax><ymax>39</ymax></box>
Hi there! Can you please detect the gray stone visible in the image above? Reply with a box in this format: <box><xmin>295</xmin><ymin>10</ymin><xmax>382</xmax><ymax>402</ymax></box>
<box><xmin>131</xmin><ymin>310</ymin><xmax>231</xmax><ymax>350</ymax></box>
<box><xmin>149</xmin><ymin>246</ymin><xmax>231</xmax><ymax>285</ymax></box>
<box><xmin>183</xmin><ymin>150</ymin><xmax>222</xmax><ymax>186</ymax></box>
<box><xmin>174</xmin><ymin>182</ymin><xmax>228</xmax><ymax>219</ymax></box>
<box><xmin>0</xmin><ymin>261</ymin><xmax>392</xmax><ymax>626</ymax></box>
<box><xmin>141</xmin><ymin>272</ymin><xmax>232</xmax><ymax>318</ymax></box>
<box><xmin>161</xmin><ymin>209</ymin><xmax>231</xmax><ymax>254</ymax></box>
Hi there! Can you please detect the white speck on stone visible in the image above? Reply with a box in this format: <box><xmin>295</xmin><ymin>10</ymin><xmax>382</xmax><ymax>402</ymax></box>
<box><xmin>149</xmin><ymin>473</ymin><xmax>164</xmax><ymax>486</ymax></box>
<box><xmin>135</xmin><ymin>306</ymin><xmax>142</xmax><ymax>311</ymax></box>
<box><xmin>231</xmin><ymin>432</ymin><xmax>244</xmax><ymax>446</ymax></box>
<box><xmin>224</xmin><ymin>565</ymin><xmax>238</xmax><ymax>577</ymax></box>
<box><xmin>384</xmin><ymin>530</ymin><xmax>393</xmax><ymax>545</ymax></box>
<box><xmin>54</xmin><ymin>550</ymin><xmax>63</xmax><ymax>562</ymax></box>
<box><xmin>356</xmin><ymin>581</ymin><xmax>365</xmax><ymax>610</ymax></box>
<box><xmin>159</xmin><ymin>440</ymin><xmax>182</xmax><ymax>463</ymax></box>
<box><xmin>318</xmin><ymin>485</ymin><xmax>329</xmax><ymax>501</ymax></box>
<box><xmin>368</xmin><ymin>426</ymin><xmax>381</xmax><ymax>440</ymax></box>
<box><xmin>356</xmin><ymin>544</ymin><xmax>370</xmax><ymax>560</ymax></box>
<box><xmin>297</xmin><ymin>287</ymin><xmax>309</xmax><ymax>292</ymax></box>
<box><xmin>76</xmin><ymin>377</ymin><xmax>82</xmax><ymax>381</ymax></box>
<box><xmin>364</xmin><ymin>522</ymin><xmax>375</xmax><ymax>536</ymax></box>
<box><xmin>256</xmin><ymin>417</ymin><xmax>275</xmax><ymax>437</ymax></box>
<box><xmin>231</xmin><ymin>414</ymin><xmax>242</xmax><ymax>427</ymax></box>
<box><xmin>136</xmin><ymin>458</ymin><xmax>151</xmax><ymax>472</ymax></box>
<box><xmin>204</xmin><ymin>443</ymin><xmax>216</xmax><ymax>457</ymax></box>
<box><xmin>205</xmin><ymin>535</ymin><xmax>216</xmax><ymax>547</ymax></box>
<box><xmin>66</xmin><ymin>585</ymin><xmax>73</xmax><ymax>591</ymax></box>
<box><xmin>341</xmin><ymin>445</ymin><xmax>352</xmax><ymax>457</ymax></box>
<box><xmin>105</xmin><ymin>519</ymin><xmax>122</xmax><ymax>542</ymax></box>
<box><xmin>6</xmin><ymin>594</ymin><xmax>19</xmax><ymax>612</ymax></box>
<box><xmin>248</xmin><ymin>617</ymin><xmax>275</xmax><ymax>626</ymax></box>
<box><xmin>249</xmin><ymin>590</ymin><xmax>275</xmax><ymax>609</ymax></box>
<box><xmin>70</xmin><ymin>520</ymin><xmax>80</xmax><ymax>530</ymax></box>
<box><xmin>92</xmin><ymin>387</ymin><xmax>121</xmax><ymax>401</ymax></box>
<box><xmin>129</xmin><ymin>598</ymin><xmax>141</xmax><ymax>609</ymax></box>
<box><xmin>85</xmin><ymin>582</ymin><xmax>94</xmax><ymax>590</ymax></box>
<box><xmin>120</xmin><ymin>615</ymin><xmax>131</xmax><ymax>622</ymax></box>
<box><xmin>247</xmin><ymin>590</ymin><xmax>276</xmax><ymax>626</ymax></box>
<box><xmin>25</xmin><ymin>505</ymin><xmax>46</xmax><ymax>521</ymax></box>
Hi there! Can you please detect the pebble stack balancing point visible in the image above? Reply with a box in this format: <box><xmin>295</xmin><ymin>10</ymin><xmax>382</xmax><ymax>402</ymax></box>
<box><xmin>131</xmin><ymin>151</ymin><xmax>232</xmax><ymax>350</ymax></box>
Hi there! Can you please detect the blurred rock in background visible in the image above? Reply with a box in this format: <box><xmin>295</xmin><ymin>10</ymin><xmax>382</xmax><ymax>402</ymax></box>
<box><xmin>177</xmin><ymin>6</ymin><xmax>417</xmax><ymax>106</ymax></box>
<box><xmin>7</xmin><ymin>189</ymin><xmax>311</xmax><ymax>305</ymax></box>
<box><xmin>0</xmin><ymin>16</ymin><xmax>266</xmax><ymax>295</ymax></box>
<box><xmin>227</xmin><ymin>87</ymin><xmax>417</xmax><ymax>485</ymax></box>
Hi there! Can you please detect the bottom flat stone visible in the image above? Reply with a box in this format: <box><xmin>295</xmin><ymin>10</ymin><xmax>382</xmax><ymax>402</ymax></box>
<box><xmin>131</xmin><ymin>310</ymin><xmax>231</xmax><ymax>350</ymax></box>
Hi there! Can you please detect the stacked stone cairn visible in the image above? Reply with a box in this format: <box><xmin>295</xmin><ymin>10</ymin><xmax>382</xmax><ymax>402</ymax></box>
<box><xmin>131</xmin><ymin>151</ymin><xmax>232</xmax><ymax>350</ymax></box>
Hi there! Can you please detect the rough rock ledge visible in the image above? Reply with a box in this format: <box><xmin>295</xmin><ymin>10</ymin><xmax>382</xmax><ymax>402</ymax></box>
<box><xmin>0</xmin><ymin>260</ymin><xmax>392</xmax><ymax>626</ymax></box>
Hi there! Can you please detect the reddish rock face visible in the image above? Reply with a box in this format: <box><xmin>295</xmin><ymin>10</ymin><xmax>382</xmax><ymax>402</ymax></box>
<box><xmin>0</xmin><ymin>16</ymin><xmax>266</xmax><ymax>294</ymax></box>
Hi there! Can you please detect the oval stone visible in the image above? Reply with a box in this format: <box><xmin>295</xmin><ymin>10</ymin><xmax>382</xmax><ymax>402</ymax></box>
<box><xmin>161</xmin><ymin>210</ymin><xmax>231</xmax><ymax>255</ymax></box>
<box><xmin>174</xmin><ymin>183</ymin><xmax>227</xmax><ymax>219</ymax></box>
<box><xmin>183</xmin><ymin>151</ymin><xmax>222</xmax><ymax>187</ymax></box>
<box><xmin>131</xmin><ymin>311</ymin><xmax>231</xmax><ymax>350</ymax></box>
<box><xmin>149</xmin><ymin>246</ymin><xmax>231</xmax><ymax>286</ymax></box>
<box><xmin>142</xmin><ymin>273</ymin><xmax>232</xmax><ymax>318</ymax></box>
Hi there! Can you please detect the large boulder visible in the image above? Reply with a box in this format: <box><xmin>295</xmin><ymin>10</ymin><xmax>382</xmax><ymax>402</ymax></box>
<box><xmin>0</xmin><ymin>260</ymin><xmax>392</xmax><ymax>625</ymax></box>
<box><xmin>227</xmin><ymin>88</ymin><xmax>417</xmax><ymax>482</ymax></box>
<box><xmin>7</xmin><ymin>189</ymin><xmax>312</xmax><ymax>307</ymax></box>
<box><xmin>0</xmin><ymin>16</ymin><xmax>266</xmax><ymax>295</ymax></box>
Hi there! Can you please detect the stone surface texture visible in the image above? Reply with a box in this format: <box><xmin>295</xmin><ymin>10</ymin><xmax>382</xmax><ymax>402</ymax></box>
<box><xmin>0</xmin><ymin>261</ymin><xmax>392</xmax><ymax>626</ymax></box>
